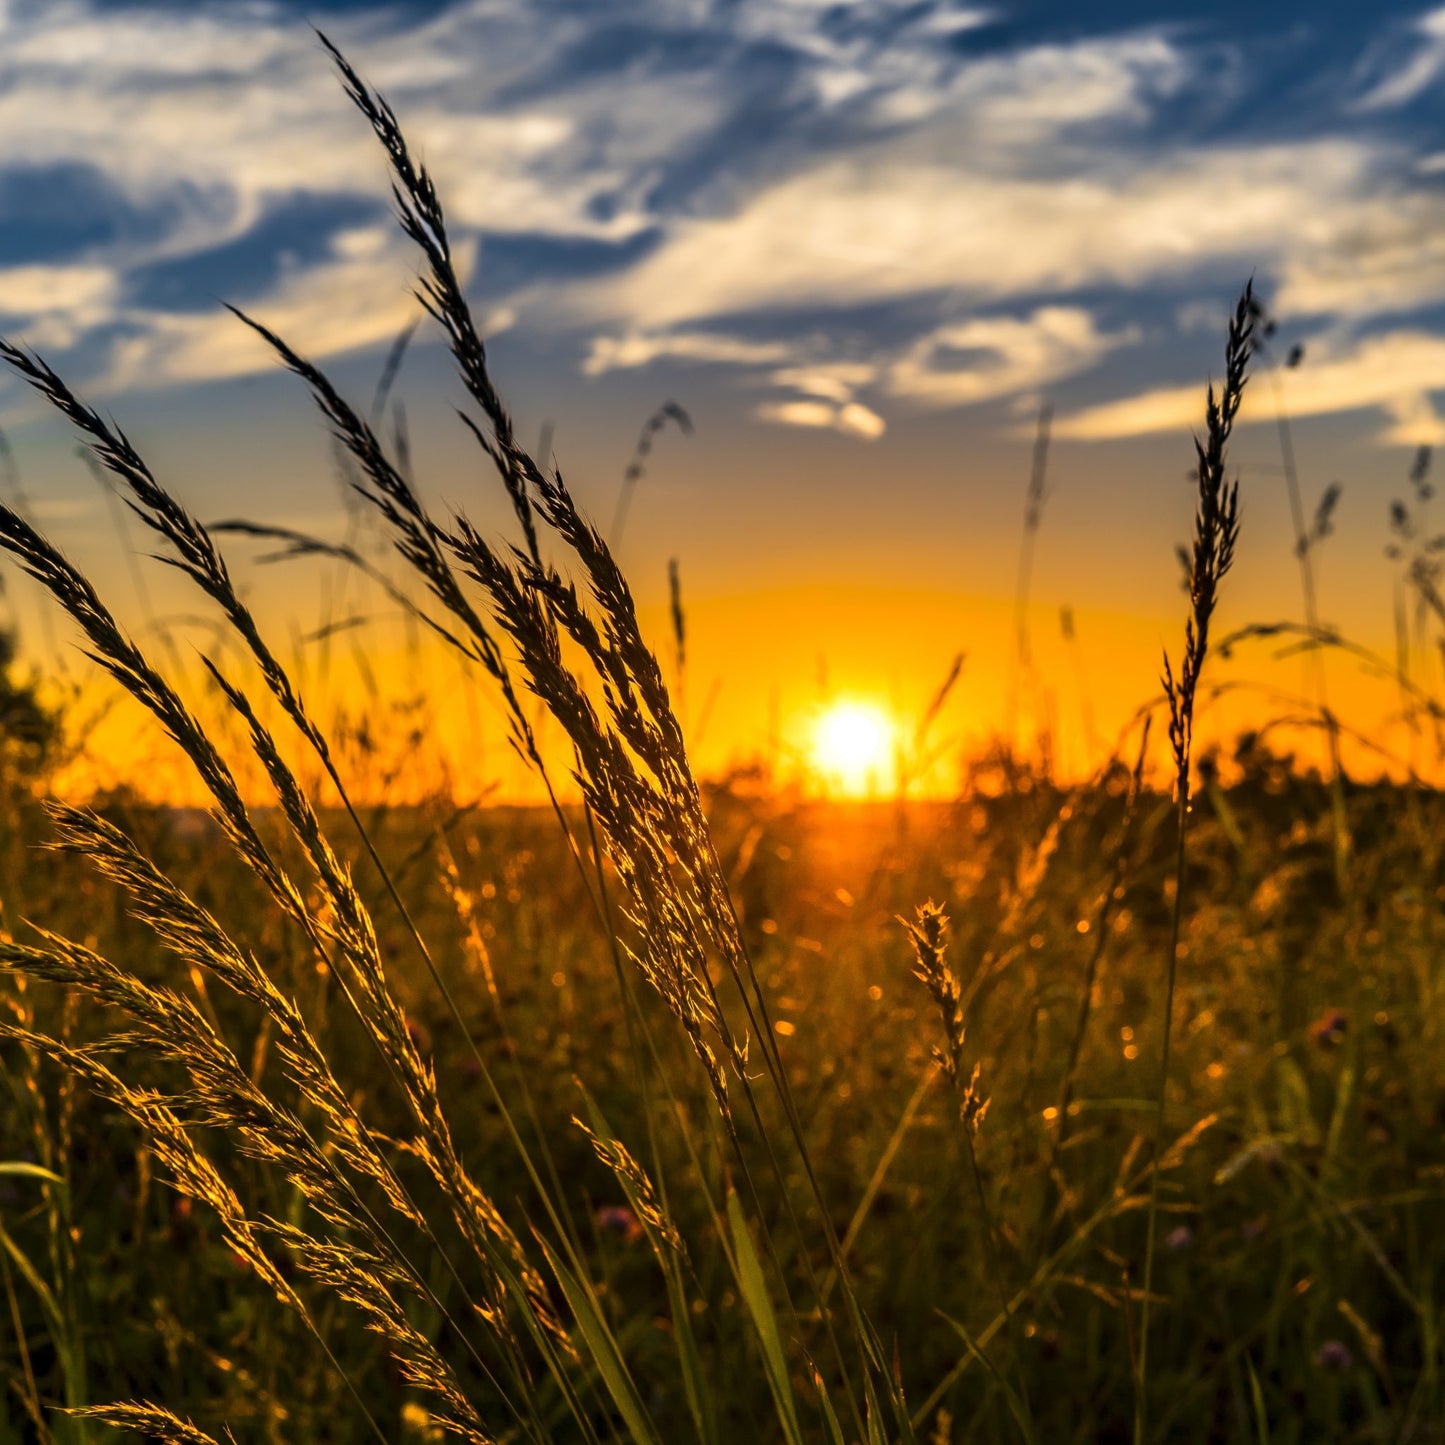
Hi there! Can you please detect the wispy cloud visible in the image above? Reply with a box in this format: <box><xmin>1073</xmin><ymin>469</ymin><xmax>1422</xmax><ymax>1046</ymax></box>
<box><xmin>1055</xmin><ymin>329</ymin><xmax>1445</xmax><ymax>446</ymax></box>
<box><xmin>0</xmin><ymin>0</ymin><xmax>701</xmax><ymax>386</ymax></box>
<box><xmin>99</xmin><ymin>227</ymin><xmax>454</xmax><ymax>391</ymax></box>
<box><xmin>583</xmin><ymin>330</ymin><xmax>794</xmax><ymax>375</ymax></box>
<box><xmin>589</xmin><ymin>140</ymin><xmax>1417</xmax><ymax>331</ymax></box>
<box><xmin>887</xmin><ymin>308</ymin><xmax>1129</xmax><ymax>408</ymax></box>
<box><xmin>755</xmin><ymin>359</ymin><xmax>885</xmax><ymax>438</ymax></box>
<box><xmin>755</xmin><ymin>397</ymin><xmax>887</xmax><ymax>440</ymax></box>
<box><xmin>1352</xmin><ymin>6</ymin><xmax>1445</xmax><ymax>110</ymax></box>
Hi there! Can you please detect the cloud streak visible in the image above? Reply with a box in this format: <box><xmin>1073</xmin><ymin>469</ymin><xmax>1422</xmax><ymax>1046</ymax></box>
<box><xmin>1056</xmin><ymin>329</ymin><xmax>1445</xmax><ymax>446</ymax></box>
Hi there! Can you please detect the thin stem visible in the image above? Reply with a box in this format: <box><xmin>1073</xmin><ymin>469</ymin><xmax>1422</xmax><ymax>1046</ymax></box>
<box><xmin>1135</xmin><ymin>775</ymin><xmax>1189</xmax><ymax>1445</ymax></box>
<box><xmin>1007</xmin><ymin>403</ymin><xmax>1053</xmax><ymax>753</ymax></box>
<box><xmin>1270</xmin><ymin>371</ymin><xmax>1349</xmax><ymax>882</ymax></box>
<box><xmin>961</xmin><ymin>1125</ymin><xmax>1035</xmax><ymax>1440</ymax></box>
<box><xmin>1044</xmin><ymin>716</ymin><xmax>1151</xmax><ymax>1209</ymax></box>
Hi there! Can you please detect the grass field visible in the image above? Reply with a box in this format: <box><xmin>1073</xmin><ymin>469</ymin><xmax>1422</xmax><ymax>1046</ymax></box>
<box><xmin>1</xmin><ymin>36</ymin><xmax>1444</xmax><ymax>1445</ymax></box>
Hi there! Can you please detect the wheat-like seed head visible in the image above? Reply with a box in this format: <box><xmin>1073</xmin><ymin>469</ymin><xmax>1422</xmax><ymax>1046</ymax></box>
<box><xmin>573</xmin><ymin>1114</ymin><xmax>685</xmax><ymax>1258</ymax></box>
<box><xmin>903</xmin><ymin>903</ymin><xmax>989</xmax><ymax>1135</ymax></box>
<box><xmin>67</xmin><ymin>1401</ymin><xmax>237</xmax><ymax>1444</ymax></box>
<box><xmin>1164</xmin><ymin>282</ymin><xmax>1256</xmax><ymax>791</ymax></box>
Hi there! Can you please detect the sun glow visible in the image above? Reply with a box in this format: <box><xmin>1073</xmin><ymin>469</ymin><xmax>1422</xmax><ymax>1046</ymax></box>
<box><xmin>810</xmin><ymin>702</ymin><xmax>895</xmax><ymax>796</ymax></box>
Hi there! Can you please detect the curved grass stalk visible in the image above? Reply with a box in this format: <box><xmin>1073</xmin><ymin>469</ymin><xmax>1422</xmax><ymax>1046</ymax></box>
<box><xmin>0</xmin><ymin>31</ymin><xmax>942</xmax><ymax>1442</ymax></box>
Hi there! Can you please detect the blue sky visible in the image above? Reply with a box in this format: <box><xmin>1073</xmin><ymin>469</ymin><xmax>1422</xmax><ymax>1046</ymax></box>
<box><xmin>4</xmin><ymin>0</ymin><xmax>1445</xmax><ymax>444</ymax></box>
<box><xmin>6</xmin><ymin>0</ymin><xmax>1445</xmax><ymax>782</ymax></box>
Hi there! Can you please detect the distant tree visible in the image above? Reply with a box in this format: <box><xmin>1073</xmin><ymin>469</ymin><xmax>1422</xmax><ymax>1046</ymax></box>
<box><xmin>0</xmin><ymin>627</ymin><xmax>58</xmax><ymax>776</ymax></box>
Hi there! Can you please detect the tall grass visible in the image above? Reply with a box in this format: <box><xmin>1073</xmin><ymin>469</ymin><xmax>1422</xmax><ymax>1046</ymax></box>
<box><xmin>0</xmin><ymin>35</ymin><xmax>915</xmax><ymax>1444</ymax></box>
<box><xmin>2</xmin><ymin>32</ymin><xmax>1433</xmax><ymax>1445</ymax></box>
<box><xmin>1137</xmin><ymin>284</ymin><xmax>1254</xmax><ymax>1444</ymax></box>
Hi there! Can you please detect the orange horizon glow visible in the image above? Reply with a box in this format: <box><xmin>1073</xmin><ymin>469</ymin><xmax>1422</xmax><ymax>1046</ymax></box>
<box><xmin>29</xmin><ymin>604</ymin><xmax>1443</xmax><ymax>811</ymax></box>
<box><xmin>10</xmin><ymin>520</ymin><xmax>1440</xmax><ymax>809</ymax></box>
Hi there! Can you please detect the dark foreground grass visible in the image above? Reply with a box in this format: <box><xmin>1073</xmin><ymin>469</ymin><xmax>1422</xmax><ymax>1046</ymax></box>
<box><xmin>1</xmin><ymin>764</ymin><xmax>1444</xmax><ymax>1442</ymax></box>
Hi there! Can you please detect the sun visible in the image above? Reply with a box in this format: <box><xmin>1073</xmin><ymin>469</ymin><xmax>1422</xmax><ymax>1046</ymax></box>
<box><xmin>811</xmin><ymin>702</ymin><xmax>895</xmax><ymax>796</ymax></box>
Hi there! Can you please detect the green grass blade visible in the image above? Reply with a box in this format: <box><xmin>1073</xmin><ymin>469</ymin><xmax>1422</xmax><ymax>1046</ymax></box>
<box><xmin>662</xmin><ymin>1267</ymin><xmax>716</xmax><ymax>1445</ymax></box>
<box><xmin>1245</xmin><ymin>1354</ymin><xmax>1270</xmax><ymax>1445</ymax></box>
<box><xmin>808</xmin><ymin>1361</ymin><xmax>848</xmax><ymax>1445</ymax></box>
<box><xmin>938</xmin><ymin>1310</ymin><xmax>1035</xmax><ymax>1444</ymax></box>
<box><xmin>0</xmin><ymin>1163</ymin><xmax>64</xmax><ymax>1186</ymax></box>
<box><xmin>0</xmin><ymin>1216</ymin><xmax>84</xmax><ymax>1417</ymax></box>
<box><xmin>575</xmin><ymin>1087</ymin><xmax>715</xmax><ymax>1445</ymax></box>
<box><xmin>540</xmin><ymin>1240</ymin><xmax>663</xmax><ymax>1445</ymax></box>
<box><xmin>725</xmin><ymin>1187</ymin><xmax>806</xmax><ymax>1445</ymax></box>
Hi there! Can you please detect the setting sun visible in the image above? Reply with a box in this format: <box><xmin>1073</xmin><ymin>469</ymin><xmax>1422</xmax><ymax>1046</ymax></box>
<box><xmin>811</xmin><ymin>702</ymin><xmax>895</xmax><ymax>796</ymax></box>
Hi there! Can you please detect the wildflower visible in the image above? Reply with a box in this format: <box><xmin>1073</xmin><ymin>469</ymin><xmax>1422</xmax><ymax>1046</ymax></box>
<box><xmin>1315</xmin><ymin>1339</ymin><xmax>1353</xmax><ymax>1372</ymax></box>
<box><xmin>576</xmin><ymin>1117</ymin><xmax>684</xmax><ymax>1253</ymax></box>
<box><xmin>596</xmin><ymin>1204</ymin><xmax>643</xmax><ymax>1244</ymax></box>
<box><xmin>1165</xmin><ymin>1225</ymin><xmax>1194</xmax><ymax>1252</ymax></box>
<box><xmin>1311</xmin><ymin>1009</ymin><xmax>1348</xmax><ymax>1049</ymax></box>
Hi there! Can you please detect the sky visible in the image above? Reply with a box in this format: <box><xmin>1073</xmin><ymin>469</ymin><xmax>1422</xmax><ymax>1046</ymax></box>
<box><xmin>4</xmin><ymin>0</ymin><xmax>1445</xmax><ymax>795</ymax></box>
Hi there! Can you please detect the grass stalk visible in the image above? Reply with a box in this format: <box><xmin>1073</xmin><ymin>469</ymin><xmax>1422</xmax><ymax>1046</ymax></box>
<box><xmin>1135</xmin><ymin>284</ymin><xmax>1255</xmax><ymax>1445</ymax></box>
<box><xmin>1007</xmin><ymin>403</ymin><xmax>1053</xmax><ymax>755</ymax></box>
<box><xmin>1264</xmin><ymin>357</ymin><xmax>1350</xmax><ymax>883</ymax></box>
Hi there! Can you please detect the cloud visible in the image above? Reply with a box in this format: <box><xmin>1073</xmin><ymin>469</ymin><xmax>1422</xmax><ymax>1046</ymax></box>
<box><xmin>98</xmin><ymin>229</ymin><xmax>492</xmax><ymax>390</ymax></box>
<box><xmin>742</xmin><ymin>306</ymin><xmax>1123</xmax><ymax>438</ymax></box>
<box><xmin>583</xmin><ymin>329</ymin><xmax>794</xmax><ymax>375</ymax></box>
<box><xmin>1054</xmin><ymin>329</ymin><xmax>1445</xmax><ymax>446</ymax></box>
<box><xmin>1352</xmin><ymin>7</ymin><xmax>1445</xmax><ymax>111</ymax></box>
<box><xmin>586</xmin><ymin>329</ymin><xmax>889</xmax><ymax>435</ymax></box>
<box><xmin>887</xmin><ymin>307</ymin><xmax>1128</xmax><ymax>407</ymax></box>
<box><xmin>757</xmin><ymin>359</ymin><xmax>886</xmax><ymax>437</ymax></box>
<box><xmin>588</xmin><ymin>304</ymin><xmax>1185</xmax><ymax>447</ymax></box>
<box><xmin>756</xmin><ymin>397</ymin><xmax>886</xmax><ymax>440</ymax></box>
<box><xmin>588</xmin><ymin>141</ymin><xmax>1387</xmax><ymax>330</ymax></box>
<box><xmin>869</xmin><ymin>33</ymin><xmax>1185</xmax><ymax>133</ymax></box>
<box><xmin>0</xmin><ymin>263</ymin><xmax>116</xmax><ymax>321</ymax></box>
<box><xmin>0</xmin><ymin>262</ymin><xmax>120</xmax><ymax>352</ymax></box>
<box><xmin>0</xmin><ymin>0</ymin><xmax>736</xmax><ymax>395</ymax></box>
<box><xmin>0</xmin><ymin>10</ymin><xmax>626</xmax><ymax>249</ymax></box>
<box><xmin>727</xmin><ymin>0</ymin><xmax>992</xmax><ymax>76</ymax></box>
<box><xmin>1272</xmin><ymin>182</ymin><xmax>1445</xmax><ymax>321</ymax></box>
<box><xmin>770</xmin><ymin>361</ymin><xmax>879</xmax><ymax>405</ymax></box>
<box><xmin>719</xmin><ymin>5</ymin><xmax>1172</xmax><ymax>140</ymax></box>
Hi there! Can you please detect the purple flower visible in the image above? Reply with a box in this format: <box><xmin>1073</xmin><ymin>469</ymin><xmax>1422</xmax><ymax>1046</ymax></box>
<box><xmin>1315</xmin><ymin>1339</ymin><xmax>1353</xmax><ymax>1372</ymax></box>
<box><xmin>1165</xmin><ymin>1225</ymin><xmax>1194</xmax><ymax>1252</ymax></box>
<box><xmin>596</xmin><ymin>1205</ymin><xmax>641</xmax><ymax>1243</ymax></box>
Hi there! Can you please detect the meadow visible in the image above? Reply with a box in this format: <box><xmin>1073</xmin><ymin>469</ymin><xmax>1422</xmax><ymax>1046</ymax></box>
<box><xmin>0</xmin><ymin>37</ymin><xmax>1443</xmax><ymax>1445</ymax></box>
